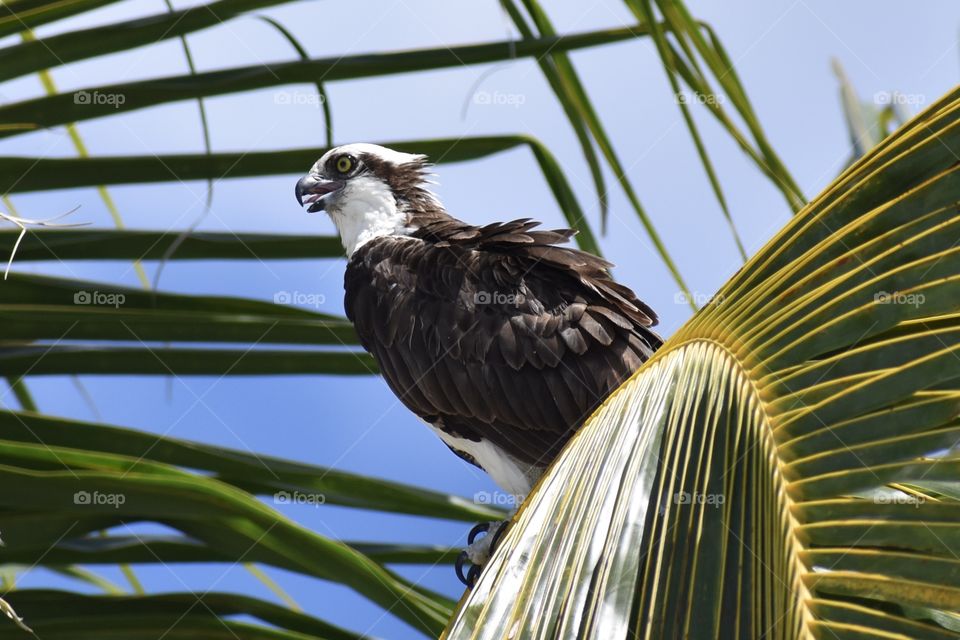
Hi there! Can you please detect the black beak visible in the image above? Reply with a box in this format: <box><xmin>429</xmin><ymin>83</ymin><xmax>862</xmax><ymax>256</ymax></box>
<box><xmin>295</xmin><ymin>175</ymin><xmax>344</xmax><ymax>213</ymax></box>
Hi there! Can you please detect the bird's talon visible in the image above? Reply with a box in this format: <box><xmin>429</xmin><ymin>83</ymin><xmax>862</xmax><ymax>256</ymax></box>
<box><xmin>458</xmin><ymin>521</ymin><xmax>507</xmax><ymax>588</ymax></box>
<box><xmin>455</xmin><ymin>550</ymin><xmax>472</xmax><ymax>587</ymax></box>
<box><xmin>466</xmin><ymin>564</ymin><xmax>482</xmax><ymax>587</ymax></box>
<box><xmin>467</xmin><ymin>522</ymin><xmax>490</xmax><ymax>545</ymax></box>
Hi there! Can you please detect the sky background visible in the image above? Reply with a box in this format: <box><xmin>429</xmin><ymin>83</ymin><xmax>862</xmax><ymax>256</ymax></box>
<box><xmin>1</xmin><ymin>1</ymin><xmax>958</xmax><ymax>637</ymax></box>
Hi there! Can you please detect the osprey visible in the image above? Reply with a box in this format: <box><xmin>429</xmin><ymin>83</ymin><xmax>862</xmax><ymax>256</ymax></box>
<box><xmin>296</xmin><ymin>143</ymin><xmax>661</xmax><ymax>581</ymax></box>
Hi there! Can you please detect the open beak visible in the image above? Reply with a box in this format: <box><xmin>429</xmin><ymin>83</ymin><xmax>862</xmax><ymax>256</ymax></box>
<box><xmin>295</xmin><ymin>175</ymin><xmax>344</xmax><ymax>213</ymax></box>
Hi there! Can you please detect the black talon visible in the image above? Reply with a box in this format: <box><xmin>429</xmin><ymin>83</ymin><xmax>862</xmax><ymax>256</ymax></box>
<box><xmin>467</xmin><ymin>522</ymin><xmax>490</xmax><ymax>545</ymax></box>
<box><xmin>455</xmin><ymin>550</ymin><xmax>472</xmax><ymax>586</ymax></box>
<box><xmin>455</xmin><ymin>551</ymin><xmax>483</xmax><ymax>588</ymax></box>
<box><xmin>466</xmin><ymin>564</ymin><xmax>482</xmax><ymax>587</ymax></box>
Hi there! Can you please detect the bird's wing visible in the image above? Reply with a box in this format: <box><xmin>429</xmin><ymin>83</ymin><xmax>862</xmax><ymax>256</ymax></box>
<box><xmin>344</xmin><ymin>218</ymin><xmax>662</xmax><ymax>466</ymax></box>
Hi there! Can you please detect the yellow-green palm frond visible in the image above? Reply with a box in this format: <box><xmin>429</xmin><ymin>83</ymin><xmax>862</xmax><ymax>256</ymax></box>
<box><xmin>446</xmin><ymin>85</ymin><xmax>960</xmax><ymax>639</ymax></box>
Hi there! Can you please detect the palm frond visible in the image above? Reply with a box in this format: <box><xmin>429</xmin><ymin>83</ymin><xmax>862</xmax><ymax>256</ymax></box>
<box><xmin>0</xmin><ymin>433</ymin><xmax>461</xmax><ymax>635</ymax></box>
<box><xmin>0</xmin><ymin>0</ymin><xmax>123</xmax><ymax>39</ymax></box>
<box><xmin>446</xmin><ymin>85</ymin><xmax>960</xmax><ymax>638</ymax></box>
<box><xmin>0</xmin><ymin>229</ymin><xmax>342</xmax><ymax>261</ymax></box>
<box><xmin>0</xmin><ymin>410</ymin><xmax>504</xmax><ymax>521</ymax></box>
<box><xmin>506</xmin><ymin>0</ymin><xmax>695</xmax><ymax>305</ymax></box>
<box><xmin>0</xmin><ymin>590</ymin><xmax>366</xmax><ymax>639</ymax></box>
<box><xmin>0</xmin><ymin>135</ymin><xmax>602</xmax><ymax>254</ymax></box>
<box><xmin>0</xmin><ymin>27</ymin><xmax>646</xmax><ymax>137</ymax></box>
<box><xmin>0</xmin><ymin>0</ymin><xmax>292</xmax><ymax>82</ymax></box>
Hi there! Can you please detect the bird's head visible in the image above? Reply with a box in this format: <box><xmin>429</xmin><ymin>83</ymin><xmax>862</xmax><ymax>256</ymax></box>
<box><xmin>295</xmin><ymin>143</ymin><xmax>441</xmax><ymax>255</ymax></box>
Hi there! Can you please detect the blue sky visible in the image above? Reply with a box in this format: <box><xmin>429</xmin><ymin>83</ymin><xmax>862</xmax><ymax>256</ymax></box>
<box><xmin>1</xmin><ymin>1</ymin><xmax>958</xmax><ymax>637</ymax></box>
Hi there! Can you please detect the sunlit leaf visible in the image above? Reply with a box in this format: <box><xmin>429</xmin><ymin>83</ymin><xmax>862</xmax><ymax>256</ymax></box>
<box><xmin>447</xmin><ymin>82</ymin><xmax>960</xmax><ymax>639</ymax></box>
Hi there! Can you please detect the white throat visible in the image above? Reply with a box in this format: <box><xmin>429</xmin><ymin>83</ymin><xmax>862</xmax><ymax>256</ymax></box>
<box><xmin>328</xmin><ymin>176</ymin><xmax>409</xmax><ymax>256</ymax></box>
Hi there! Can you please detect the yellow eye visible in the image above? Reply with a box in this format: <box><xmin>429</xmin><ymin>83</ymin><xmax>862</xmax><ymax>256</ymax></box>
<box><xmin>336</xmin><ymin>156</ymin><xmax>353</xmax><ymax>173</ymax></box>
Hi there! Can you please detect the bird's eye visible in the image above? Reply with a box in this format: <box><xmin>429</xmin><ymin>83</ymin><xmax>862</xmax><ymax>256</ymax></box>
<box><xmin>336</xmin><ymin>156</ymin><xmax>354</xmax><ymax>174</ymax></box>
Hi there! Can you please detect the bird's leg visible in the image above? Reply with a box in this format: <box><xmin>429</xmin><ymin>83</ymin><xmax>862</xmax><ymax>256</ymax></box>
<box><xmin>455</xmin><ymin>520</ymin><xmax>510</xmax><ymax>588</ymax></box>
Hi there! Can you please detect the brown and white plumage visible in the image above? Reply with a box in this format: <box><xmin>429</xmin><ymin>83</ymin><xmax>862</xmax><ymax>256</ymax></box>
<box><xmin>296</xmin><ymin>143</ymin><xmax>661</xmax><ymax>499</ymax></box>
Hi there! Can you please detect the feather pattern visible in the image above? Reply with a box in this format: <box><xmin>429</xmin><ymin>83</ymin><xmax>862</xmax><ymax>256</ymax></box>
<box><xmin>344</xmin><ymin>216</ymin><xmax>662</xmax><ymax>472</ymax></box>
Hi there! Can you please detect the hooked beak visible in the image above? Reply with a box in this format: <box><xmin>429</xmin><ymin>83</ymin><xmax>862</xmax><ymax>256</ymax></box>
<box><xmin>295</xmin><ymin>175</ymin><xmax>344</xmax><ymax>213</ymax></box>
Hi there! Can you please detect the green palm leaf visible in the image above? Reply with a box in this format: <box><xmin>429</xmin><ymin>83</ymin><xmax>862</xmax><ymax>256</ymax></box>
<box><xmin>0</xmin><ymin>444</ymin><xmax>456</xmax><ymax>634</ymax></box>
<box><xmin>0</xmin><ymin>590</ymin><xmax>365</xmax><ymax>639</ymax></box>
<box><xmin>0</xmin><ymin>0</ymin><xmax>122</xmax><ymax>39</ymax></box>
<box><xmin>0</xmin><ymin>28</ymin><xmax>645</xmax><ymax>136</ymax></box>
<box><xmin>0</xmin><ymin>0</ymin><xmax>293</xmax><ymax>82</ymax></box>
<box><xmin>0</xmin><ymin>135</ymin><xmax>601</xmax><ymax>255</ymax></box>
<box><xmin>0</xmin><ymin>410</ymin><xmax>503</xmax><ymax>521</ymax></box>
<box><xmin>0</xmin><ymin>230</ymin><xmax>342</xmax><ymax>261</ymax></box>
<box><xmin>445</xmin><ymin>85</ymin><xmax>960</xmax><ymax>638</ymax></box>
